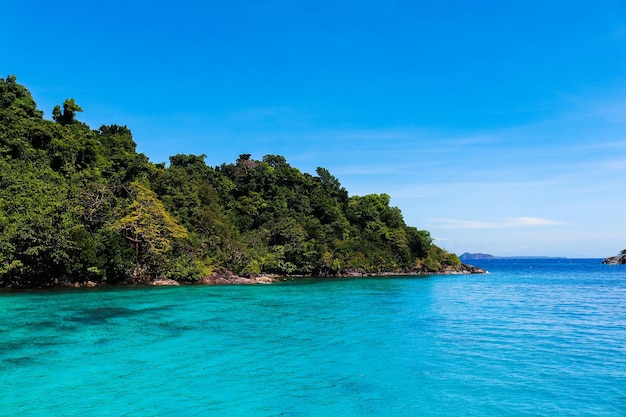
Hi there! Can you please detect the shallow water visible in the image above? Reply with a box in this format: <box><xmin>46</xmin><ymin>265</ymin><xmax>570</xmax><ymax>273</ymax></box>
<box><xmin>1</xmin><ymin>259</ymin><xmax>625</xmax><ymax>416</ymax></box>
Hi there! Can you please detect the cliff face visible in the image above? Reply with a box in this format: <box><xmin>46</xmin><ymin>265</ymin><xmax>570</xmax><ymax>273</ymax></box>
<box><xmin>602</xmin><ymin>252</ymin><xmax>626</xmax><ymax>265</ymax></box>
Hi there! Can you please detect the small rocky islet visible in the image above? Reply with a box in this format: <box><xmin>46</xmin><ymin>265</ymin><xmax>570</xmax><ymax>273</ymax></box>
<box><xmin>602</xmin><ymin>250</ymin><xmax>626</xmax><ymax>265</ymax></box>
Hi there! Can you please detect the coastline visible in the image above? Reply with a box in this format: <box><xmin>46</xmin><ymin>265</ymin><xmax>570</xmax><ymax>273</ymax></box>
<box><xmin>0</xmin><ymin>263</ymin><xmax>485</xmax><ymax>290</ymax></box>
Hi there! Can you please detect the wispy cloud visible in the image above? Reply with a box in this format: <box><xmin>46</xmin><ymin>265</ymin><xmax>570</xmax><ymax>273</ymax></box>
<box><xmin>513</xmin><ymin>217</ymin><xmax>564</xmax><ymax>226</ymax></box>
<box><xmin>435</xmin><ymin>217</ymin><xmax>565</xmax><ymax>229</ymax></box>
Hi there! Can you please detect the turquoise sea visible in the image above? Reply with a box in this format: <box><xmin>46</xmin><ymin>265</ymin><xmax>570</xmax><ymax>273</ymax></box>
<box><xmin>1</xmin><ymin>258</ymin><xmax>625</xmax><ymax>416</ymax></box>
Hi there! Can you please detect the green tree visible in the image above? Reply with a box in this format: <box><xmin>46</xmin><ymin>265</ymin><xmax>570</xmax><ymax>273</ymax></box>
<box><xmin>52</xmin><ymin>98</ymin><xmax>83</xmax><ymax>125</ymax></box>
<box><xmin>110</xmin><ymin>181</ymin><xmax>188</xmax><ymax>279</ymax></box>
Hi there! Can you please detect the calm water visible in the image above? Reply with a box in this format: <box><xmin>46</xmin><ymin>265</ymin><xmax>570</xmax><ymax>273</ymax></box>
<box><xmin>1</xmin><ymin>259</ymin><xmax>625</xmax><ymax>416</ymax></box>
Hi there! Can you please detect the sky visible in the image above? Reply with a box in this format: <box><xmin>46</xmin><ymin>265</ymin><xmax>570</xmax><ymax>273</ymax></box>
<box><xmin>2</xmin><ymin>0</ymin><xmax>626</xmax><ymax>258</ymax></box>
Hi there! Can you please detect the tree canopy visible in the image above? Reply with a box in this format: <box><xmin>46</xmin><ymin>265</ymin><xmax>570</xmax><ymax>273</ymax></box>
<box><xmin>0</xmin><ymin>75</ymin><xmax>461</xmax><ymax>287</ymax></box>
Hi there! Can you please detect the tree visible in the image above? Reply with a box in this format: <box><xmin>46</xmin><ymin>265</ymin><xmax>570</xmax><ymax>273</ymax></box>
<box><xmin>0</xmin><ymin>159</ymin><xmax>80</xmax><ymax>286</ymax></box>
<box><xmin>315</xmin><ymin>167</ymin><xmax>348</xmax><ymax>202</ymax></box>
<box><xmin>0</xmin><ymin>75</ymin><xmax>43</xmax><ymax>119</ymax></box>
<box><xmin>110</xmin><ymin>181</ymin><xmax>188</xmax><ymax>279</ymax></box>
<box><xmin>169</xmin><ymin>153</ymin><xmax>207</xmax><ymax>169</ymax></box>
<box><xmin>52</xmin><ymin>98</ymin><xmax>83</xmax><ymax>125</ymax></box>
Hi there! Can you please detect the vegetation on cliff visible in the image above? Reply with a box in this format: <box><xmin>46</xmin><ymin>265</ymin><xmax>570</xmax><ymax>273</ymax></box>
<box><xmin>0</xmin><ymin>75</ymin><xmax>464</xmax><ymax>287</ymax></box>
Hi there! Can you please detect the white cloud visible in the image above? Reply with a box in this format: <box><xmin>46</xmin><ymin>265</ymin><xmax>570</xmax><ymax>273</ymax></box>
<box><xmin>435</xmin><ymin>217</ymin><xmax>564</xmax><ymax>229</ymax></box>
<box><xmin>511</xmin><ymin>217</ymin><xmax>564</xmax><ymax>226</ymax></box>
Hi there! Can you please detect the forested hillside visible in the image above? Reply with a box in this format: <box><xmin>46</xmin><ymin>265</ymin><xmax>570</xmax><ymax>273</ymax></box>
<box><xmin>0</xmin><ymin>75</ymin><xmax>464</xmax><ymax>287</ymax></box>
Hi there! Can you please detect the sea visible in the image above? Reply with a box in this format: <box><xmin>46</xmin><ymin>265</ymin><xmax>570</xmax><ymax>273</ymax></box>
<box><xmin>1</xmin><ymin>258</ymin><xmax>625</xmax><ymax>416</ymax></box>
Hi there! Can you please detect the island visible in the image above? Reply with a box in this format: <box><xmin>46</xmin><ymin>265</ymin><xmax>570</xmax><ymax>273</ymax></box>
<box><xmin>602</xmin><ymin>250</ymin><xmax>626</xmax><ymax>265</ymax></box>
<box><xmin>0</xmin><ymin>75</ymin><xmax>483</xmax><ymax>288</ymax></box>
<box><xmin>459</xmin><ymin>253</ymin><xmax>497</xmax><ymax>261</ymax></box>
<box><xmin>460</xmin><ymin>253</ymin><xmax>568</xmax><ymax>261</ymax></box>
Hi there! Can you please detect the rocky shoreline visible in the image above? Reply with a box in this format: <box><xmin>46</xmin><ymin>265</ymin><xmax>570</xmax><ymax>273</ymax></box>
<box><xmin>333</xmin><ymin>263</ymin><xmax>486</xmax><ymax>277</ymax></box>
<box><xmin>602</xmin><ymin>252</ymin><xmax>626</xmax><ymax>265</ymax></box>
<box><xmin>146</xmin><ymin>263</ymin><xmax>487</xmax><ymax>286</ymax></box>
<box><xmin>4</xmin><ymin>264</ymin><xmax>486</xmax><ymax>289</ymax></box>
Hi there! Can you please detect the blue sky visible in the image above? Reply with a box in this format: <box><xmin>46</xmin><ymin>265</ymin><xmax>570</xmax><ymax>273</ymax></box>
<box><xmin>2</xmin><ymin>0</ymin><xmax>626</xmax><ymax>257</ymax></box>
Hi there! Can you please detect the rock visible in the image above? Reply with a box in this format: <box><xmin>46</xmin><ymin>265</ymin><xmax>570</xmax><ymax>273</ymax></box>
<box><xmin>253</xmin><ymin>275</ymin><xmax>276</xmax><ymax>284</ymax></box>
<box><xmin>330</xmin><ymin>263</ymin><xmax>486</xmax><ymax>277</ymax></box>
<box><xmin>150</xmin><ymin>279</ymin><xmax>181</xmax><ymax>286</ymax></box>
<box><xmin>199</xmin><ymin>268</ymin><xmax>277</xmax><ymax>285</ymax></box>
<box><xmin>460</xmin><ymin>263</ymin><xmax>487</xmax><ymax>274</ymax></box>
<box><xmin>433</xmin><ymin>264</ymin><xmax>487</xmax><ymax>275</ymax></box>
<box><xmin>602</xmin><ymin>253</ymin><xmax>626</xmax><ymax>265</ymax></box>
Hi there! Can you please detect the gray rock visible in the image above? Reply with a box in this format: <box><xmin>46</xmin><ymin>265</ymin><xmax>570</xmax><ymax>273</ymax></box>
<box><xmin>602</xmin><ymin>252</ymin><xmax>626</xmax><ymax>264</ymax></box>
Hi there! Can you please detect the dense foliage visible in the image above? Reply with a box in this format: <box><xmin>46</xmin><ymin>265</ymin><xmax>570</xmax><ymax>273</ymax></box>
<box><xmin>0</xmin><ymin>76</ymin><xmax>461</xmax><ymax>287</ymax></box>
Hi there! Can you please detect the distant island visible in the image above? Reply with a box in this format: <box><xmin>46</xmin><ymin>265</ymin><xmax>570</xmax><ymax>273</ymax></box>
<box><xmin>460</xmin><ymin>253</ymin><xmax>567</xmax><ymax>261</ymax></box>
<box><xmin>602</xmin><ymin>250</ymin><xmax>626</xmax><ymax>265</ymax></box>
<box><xmin>459</xmin><ymin>253</ymin><xmax>497</xmax><ymax>260</ymax></box>
<box><xmin>0</xmin><ymin>75</ymin><xmax>484</xmax><ymax>288</ymax></box>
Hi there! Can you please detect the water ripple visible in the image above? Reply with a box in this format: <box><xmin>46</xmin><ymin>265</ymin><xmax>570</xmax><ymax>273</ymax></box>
<box><xmin>0</xmin><ymin>260</ymin><xmax>625</xmax><ymax>416</ymax></box>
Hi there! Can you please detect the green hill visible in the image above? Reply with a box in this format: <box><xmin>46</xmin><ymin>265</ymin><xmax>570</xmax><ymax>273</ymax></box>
<box><xmin>0</xmin><ymin>75</ymin><xmax>466</xmax><ymax>288</ymax></box>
